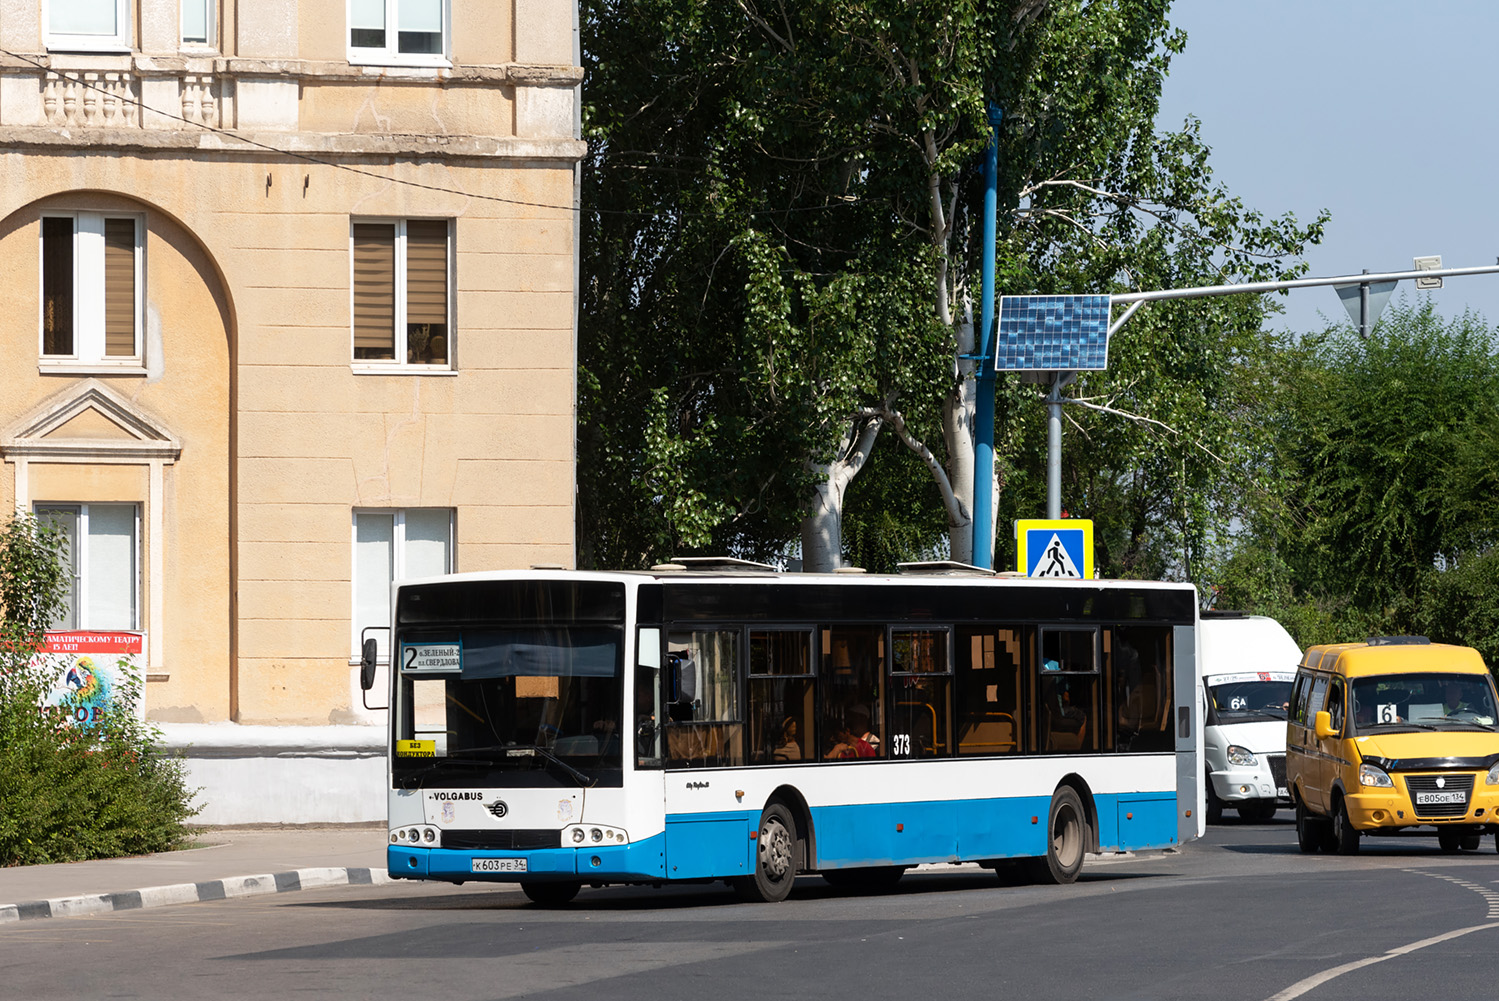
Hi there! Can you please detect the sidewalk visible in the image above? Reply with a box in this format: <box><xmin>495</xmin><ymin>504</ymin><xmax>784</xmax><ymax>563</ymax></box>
<box><xmin>0</xmin><ymin>825</ymin><xmax>393</xmax><ymax>923</ymax></box>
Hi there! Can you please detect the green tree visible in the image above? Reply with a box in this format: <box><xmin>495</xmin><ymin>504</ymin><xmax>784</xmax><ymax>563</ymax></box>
<box><xmin>579</xmin><ymin>0</ymin><xmax>1323</xmax><ymax>573</ymax></box>
<box><xmin>1212</xmin><ymin>302</ymin><xmax>1499</xmax><ymax>650</ymax></box>
<box><xmin>0</xmin><ymin>514</ymin><xmax>198</xmax><ymax>865</ymax></box>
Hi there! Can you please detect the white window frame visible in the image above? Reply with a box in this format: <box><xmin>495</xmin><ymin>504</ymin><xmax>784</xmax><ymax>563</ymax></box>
<box><xmin>34</xmin><ymin>502</ymin><xmax>141</xmax><ymax>631</ymax></box>
<box><xmin>180</xmin><ymin>0</ymin><xmax>215</xmax><ymax>49</ymax></box>
<box><xmin>346</xmin><ymin>0</ymin><xmax>451</xmax><ymax>68</ymax></box>
<box><xmin>350</xmin><ymin>508</ymin><xmax>455</xmax><ymax>661</ymax></box>
<box><xmin>349</xmin><ymin>217</ymin><xmax>455</xmax><ymax>374</ymax></box>
<box><xmin>44</xmin><ymin>0</ymin><xmax>133</xmax><ymax>53</ymax></box>
<box><xmin>39</xmin><ymin>211</ymin><xmax>145</xmax><ymax>372</ymax></box>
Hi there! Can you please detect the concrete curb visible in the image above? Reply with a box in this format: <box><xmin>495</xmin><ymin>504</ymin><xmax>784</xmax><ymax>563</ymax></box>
<box><xmin>0</xmin><ymin>866</ymin><xmax>394</xmax><ymax>923</ymax></box>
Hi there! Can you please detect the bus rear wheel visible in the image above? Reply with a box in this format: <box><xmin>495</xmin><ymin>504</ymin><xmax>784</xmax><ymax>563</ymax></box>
<box><xmin>1025</xmin><ymin>787</ymin><xmax>1087</xmax><ymax>885</ymax></box>
<box><xmin>733</xmin><ymin>802</ymin><xmax>797</xmax><ymax>902</ymax></box>
<box><xmin>521</xmin><ymin>880</ymin><xmax>580</xmax><ymax>907</ymax></box>
<box><xmin>1294</xmin><ymin>799</ymin><xmax>1322</xmax><ymax>853</ymax></box>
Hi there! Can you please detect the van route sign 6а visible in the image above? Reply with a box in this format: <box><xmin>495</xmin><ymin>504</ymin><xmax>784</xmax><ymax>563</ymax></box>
<box><xmin>1015</xmin><ymin>519</ymin><xmax>1094</xmax><ymax>580</ymax></box>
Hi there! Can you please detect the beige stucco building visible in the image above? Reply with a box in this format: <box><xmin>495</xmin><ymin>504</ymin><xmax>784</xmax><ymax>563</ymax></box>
<box><xmin>0</xmin><ymin>0</ymin><xmax>582</xmax><ymax>748</ymax></box>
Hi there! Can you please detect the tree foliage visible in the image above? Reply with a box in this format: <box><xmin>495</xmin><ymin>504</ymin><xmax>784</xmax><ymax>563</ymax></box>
<box><xmin>1211</xmin><ymin>302</ymin><xmax>1499</xmax><ymax>661</ymax></box>
<box><xmin>579</xmin><ymin>0</ymin><xmax>1323</xmax><ymax>573</ymax></box>
<box><xmin>0</xmin><ymin>515</ymin><xmax>198</xmax><ymax>865</ymax></box>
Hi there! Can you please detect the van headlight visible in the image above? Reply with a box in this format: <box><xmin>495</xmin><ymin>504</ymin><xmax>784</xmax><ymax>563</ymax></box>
<box><xmin>1487</xmin><ymin>762</ymin><xmax>1499</xmax><ymax>786</ymax></box>
<box><xmin>1226</xmin><ymin>745</ymin><xmax>1258</xmax><ymax>767</ymax></box>
<box><xmin>1360</xmin><ymin>762</ymin><xmax>1394</xmax><ymax>788</ymax></box>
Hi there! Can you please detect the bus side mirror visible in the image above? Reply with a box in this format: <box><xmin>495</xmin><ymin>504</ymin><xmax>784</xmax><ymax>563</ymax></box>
<box><xmin>1314</xmin><ymin>710</ymin><xmax>1337</xmax><ymax>740</ymax></box>
<box><xmin>360</xmin><ymin>638</ymin><xmax>379</xmax><ymax>691</ymax></box>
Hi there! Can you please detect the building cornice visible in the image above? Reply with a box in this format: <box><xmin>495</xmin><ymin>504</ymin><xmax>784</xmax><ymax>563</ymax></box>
<box><xmin>0</xmin><ymin>51</ymin><xmax>583</xmax><ymax>87</ymax></box>
<box><xmin>0</xmin><ymin>126</ymin><xmax>586</xmax><ymax>161</ymax></box>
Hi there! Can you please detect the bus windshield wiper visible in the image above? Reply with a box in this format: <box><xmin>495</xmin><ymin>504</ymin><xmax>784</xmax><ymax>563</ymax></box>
<box><xmin>498</xmin><ymin>744</ymin><xmax>597</xmax><ymax>788</ymax></box>
<box><xmin>396</xmin><ymin>757</ymin><xmax>500</xmax><ymax>789</ymax></box>
<box><xmin>1220</xmin><ymin>708</ymin><xmax>1285</xmax><ymax>720</ymax></box>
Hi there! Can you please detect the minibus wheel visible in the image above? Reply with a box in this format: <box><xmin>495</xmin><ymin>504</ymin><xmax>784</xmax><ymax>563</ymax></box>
<box><xmin>1295</xmin><ymin>800</ymin><xmax>1323</xmax><ymax>854</ymax></box>
<box><xmin>1330</xmin><ymin>798</ymin><xmax>1360</xmax><ymax>855</ymax></box>
<box><xmin>1025</xmin><ymin>787</ymin><xmax>1087</xmax><ymax>884</ymax></box>
<box><xmin>521</xmin><ymin>880</ymin><xmax>580</xmax><ymax>907</ymax></box>
<box><xmin>1205</xmin><ymin>774</ymin><xmax>1224</xmax><ymax>824</ymax></box>
<box><xmin>733</xmin><ymin>802</ymin><xmax>797</xmax><ymax>902</ymax></box>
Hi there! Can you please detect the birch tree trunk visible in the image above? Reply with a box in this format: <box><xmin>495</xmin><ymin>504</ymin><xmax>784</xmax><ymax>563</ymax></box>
<box><xmin>800</xmin><ymin>414</ymin><xmax>884</xmax><ymax>572</ymax></box>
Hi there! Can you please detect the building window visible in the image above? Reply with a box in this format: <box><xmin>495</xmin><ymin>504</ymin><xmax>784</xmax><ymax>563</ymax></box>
<box><xmin>348</xmin><ymin>0</ymin><xmax>447</xmax><ymax>65</ymax></box>
<box><xmin>46</xmin><ymin>0</ymin><xmax>132</xmax><ymax>51</ymax></box>
<box><xmin>181</xmin><ymin>0</ymin><xmax>214</xmax><ymax>46</ymax></box>
<box><xmin>353</xmin><ymin>509</ymin><xmax>453</xmax><ymax>659</ymax></box>
<box><xmin>41</xmin><ymin>212</ymin><xmax>143</xmax><ymax>366</ymax></box>
<box><xmin>351</xmin><ymin>219</ymin><xmax>451</xmax><ymax>369</ymax></box>
<box><xmin>35</xmin><ymin>504</ymin><xmax>139</xmax><ymax>630</ymax></box>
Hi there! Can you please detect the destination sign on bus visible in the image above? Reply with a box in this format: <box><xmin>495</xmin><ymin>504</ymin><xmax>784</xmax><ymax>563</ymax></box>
<box><xmin>401</xmin><ymin>642</ymin><xmax>462</xmax><ymax>673</ymax></box>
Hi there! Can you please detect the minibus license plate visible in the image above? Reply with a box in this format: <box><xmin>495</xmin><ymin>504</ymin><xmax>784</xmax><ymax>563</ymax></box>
<box><xmin>472</xmin><ymin>858</ymin><xmax>527</xmax><ymax>873</ymax></box>
<box><xmin>1416</xmin><ymin>791</ymin><xmax>1466</xmax><ymax>805</ymax></box>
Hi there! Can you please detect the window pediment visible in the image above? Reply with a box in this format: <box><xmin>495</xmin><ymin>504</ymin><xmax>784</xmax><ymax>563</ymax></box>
<box><xmin>2</xmin><ymin>379</ymin><xmax>180</xmax><ymax>462</ymax></box>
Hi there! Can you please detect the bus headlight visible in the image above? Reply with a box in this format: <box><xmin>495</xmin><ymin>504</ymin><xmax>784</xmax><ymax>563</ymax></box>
<box><xmin>390</xmin><ymin>824</ymin><xmax>440</xmax><ymax>845</ymax></box>
<box><xmin>563</xmin><ymin>824</ymin><xmax>628</xmax><ymax>845</ymax></box>
<box><xmin>1360</xmin><ymin>762</ymin><xmax>1394</xmax><ymax>788</ymax></box>
<box><xmin>1226</xmin><ymin>745</ymin><xmax>1258</xmax><ymax>767</ymax></box>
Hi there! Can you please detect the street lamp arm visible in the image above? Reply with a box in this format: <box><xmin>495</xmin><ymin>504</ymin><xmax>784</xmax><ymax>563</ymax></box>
<box><xmin>1110</xmin><ymin>263</ymin><xmax>1499</xmax><ymax>305</ymax></box>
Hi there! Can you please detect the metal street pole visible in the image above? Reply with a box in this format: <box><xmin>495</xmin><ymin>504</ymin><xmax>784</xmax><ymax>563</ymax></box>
<box><xmin>972</xmin><ymin>105</ymin><xmax>1003</xmax><ymax>569</ymax></box>
<box><xmin>1046</xmin><ymin>378</ymin><xmax>1062</xmax><ymax>520</ymax></box>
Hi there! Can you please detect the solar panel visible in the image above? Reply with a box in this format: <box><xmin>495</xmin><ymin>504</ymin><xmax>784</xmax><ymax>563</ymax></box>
<box><xmin>994</xmin><ymin>295</ymin><xmax>1112</xmax><ymax>371</ymax></box>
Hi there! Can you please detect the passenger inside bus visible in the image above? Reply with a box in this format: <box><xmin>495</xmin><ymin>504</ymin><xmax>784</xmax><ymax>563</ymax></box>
<box><xmin>826</xmin><ymin>721</ymin><xmax>875</xmax><ymax>759</ymax></box>
<box><xmin>773</xmin><ymin>717</ymin><xmax>802</xmax><ymax>761</ymax></box>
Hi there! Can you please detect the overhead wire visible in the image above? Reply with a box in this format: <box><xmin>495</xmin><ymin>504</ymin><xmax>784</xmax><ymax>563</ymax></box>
<box><xmin>3</xmin><ymin>48</ymin><xmax>860</xmax><ymax>221</ymax></box>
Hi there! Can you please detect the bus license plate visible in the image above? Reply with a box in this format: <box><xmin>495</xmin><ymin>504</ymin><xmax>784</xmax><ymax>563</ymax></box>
<box><xmin>1416</xmin><ymin>791</ymin><xmax>1466</xmax><ymax>805</ymax></box>
<box><xmin>472</xmin><ymin>858</ymin><xmax>527</xmax><ymax>873</ymax></box>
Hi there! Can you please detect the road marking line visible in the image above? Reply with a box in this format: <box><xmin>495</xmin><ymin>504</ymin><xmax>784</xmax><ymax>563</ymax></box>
<box><xmin>1264</xmin><ymin>923</ymin><xmax>1499</xmax><ymax>1000</ymax></box>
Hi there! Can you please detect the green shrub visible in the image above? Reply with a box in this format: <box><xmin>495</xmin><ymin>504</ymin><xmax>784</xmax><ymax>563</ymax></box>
<box><xmin>0</xmin><ymin>515</ymin><xmax>198</xmax><ymax>866</ymax></box>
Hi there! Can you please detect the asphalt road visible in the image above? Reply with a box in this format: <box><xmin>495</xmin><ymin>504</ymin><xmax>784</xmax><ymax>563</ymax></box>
<box><xmin>6</xmin><ymin>815</ymin><xmax>1499</xmax><ymax>1000</ymax></box>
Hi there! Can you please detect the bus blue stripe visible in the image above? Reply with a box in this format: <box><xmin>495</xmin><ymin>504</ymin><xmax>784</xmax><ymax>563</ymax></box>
<box><xmin>390</xmin><ymin>790</ymin><xmax>1179</xmax><ymax>884</ymax></box>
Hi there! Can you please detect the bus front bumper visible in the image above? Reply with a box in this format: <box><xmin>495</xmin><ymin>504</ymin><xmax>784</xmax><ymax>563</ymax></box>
<box><xmin>1209</xmin><ymin>766</ymin><xmax>1281</xmax><ymax>803</ymax></box>
<box><xmin>1345</xmin><ymin>783</ymin><xmax>1499</xmax><ymax>830</ymax></box>
<box><xmin>389</xmin><ymin>833</ymin><xmax>667</xmax><ymax>883</ymax></box>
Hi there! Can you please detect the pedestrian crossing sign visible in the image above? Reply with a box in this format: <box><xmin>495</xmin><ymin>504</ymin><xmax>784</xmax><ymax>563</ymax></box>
<box><xmin>1015</xmin><ymin>519</ymin><xmax>1094</xmax><ymax>579</ymax></box>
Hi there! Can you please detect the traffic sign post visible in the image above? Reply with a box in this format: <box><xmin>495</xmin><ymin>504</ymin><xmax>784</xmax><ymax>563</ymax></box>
<box><xmin>1015</xmin><ymin>519</ymin><xmax>1094</xmax><ymax>579</ymax></box>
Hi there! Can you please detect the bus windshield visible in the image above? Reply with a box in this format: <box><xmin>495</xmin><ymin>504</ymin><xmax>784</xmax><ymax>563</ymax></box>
<box><xmin>1351</xmin><ymin>673</ymin><xmax>1499</xmax><ymax>730</ymax></box>
<box><xmin>393</xmin><ymin>626</ymin><xmax>624</xmax><ymax>787</ymax></box>
<box><xmin>1209</xmin><ymin>676</ymin><xmax>1293</xmax><ymax>721</ymax></box>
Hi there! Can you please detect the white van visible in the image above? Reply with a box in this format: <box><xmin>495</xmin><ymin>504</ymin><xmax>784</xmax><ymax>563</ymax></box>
<box><xmin>1200</xmin><ymin>612</ymin><xmax>1302</xmax><ymax>822</ymax></box>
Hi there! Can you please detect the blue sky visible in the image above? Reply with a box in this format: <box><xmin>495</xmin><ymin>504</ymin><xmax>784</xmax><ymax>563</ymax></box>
<box><xmin>1156</xmin><ymin>1</ymin><xmax>1499</xmax><ymax>335</ymax></box>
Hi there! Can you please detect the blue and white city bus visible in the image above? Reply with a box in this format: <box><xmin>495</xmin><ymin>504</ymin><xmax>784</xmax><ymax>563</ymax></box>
<box><xmin>366</xmin><ymin>560</ymin><xmax>1202</xmax><ymax>905</ymax></box>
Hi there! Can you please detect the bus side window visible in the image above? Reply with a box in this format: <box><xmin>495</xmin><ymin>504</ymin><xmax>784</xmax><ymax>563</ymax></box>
<box><xmin>1113</xmin><ymin>626</ymin><xmax>1172</xmax><ymax>752</ymax></box>
<box><xmin>1037</xmin><ymin>627</ymin><xmax>1100</xmax><ymax>754</ymax></box>
<box><xmin>1327</xmin><ymin>677</ymin><xmax>1345</xmax><ymax>732</ymax></box>
<box><xmin>746</xmin><ymin>629</ymin><xmax>815</xmax><ymax>765</ymax></box>
<box><xmin>821</xmin><ymin>626</ymin><xmax>885</xmax><ymax>761</ymax></box>
<box><xmin>635</xmin><ymin>627</ymin><xmax>662</xmax><ymax>768</ymax></box>
<box><xmin>1289</xmin><ymin>673</ymin><xmax>1310</xmax><ymax>725</ymax></box>
<box><xmin>889</xmin><ymin>627</ymin><xmax>951</xmax><ymax>758</ymax></box>
<box><xmin>664</xmin><ymin>629</ymin><xmax>743</xmax><ymax>768</ymax></box>
<box><xmin>956</xmin><ymin>627</ymin><xmax>1022</xmax><ymax>755</ymax></box>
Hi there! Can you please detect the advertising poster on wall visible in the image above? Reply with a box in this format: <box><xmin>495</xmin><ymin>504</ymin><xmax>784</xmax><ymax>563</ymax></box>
<box><xmin>39</xmin><ymin>631</ymin><xmax>146</xmax><ymax>726</ymax></box>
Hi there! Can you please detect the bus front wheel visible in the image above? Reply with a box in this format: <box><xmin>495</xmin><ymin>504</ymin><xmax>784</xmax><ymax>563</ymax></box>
<box><xmin>521</xmin><ymin>880</ymin><xmax>580</xmax><ymax>907</ymax></box>
<box><xmin>1025</xmin><ymin>787</ymin><xmax>1087</xmax><ymax>885</ymax></box>
<box><xmin>733</xmin><ymin>802</ymin><xmax>797</xmax><ymax>902</ymax></box>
